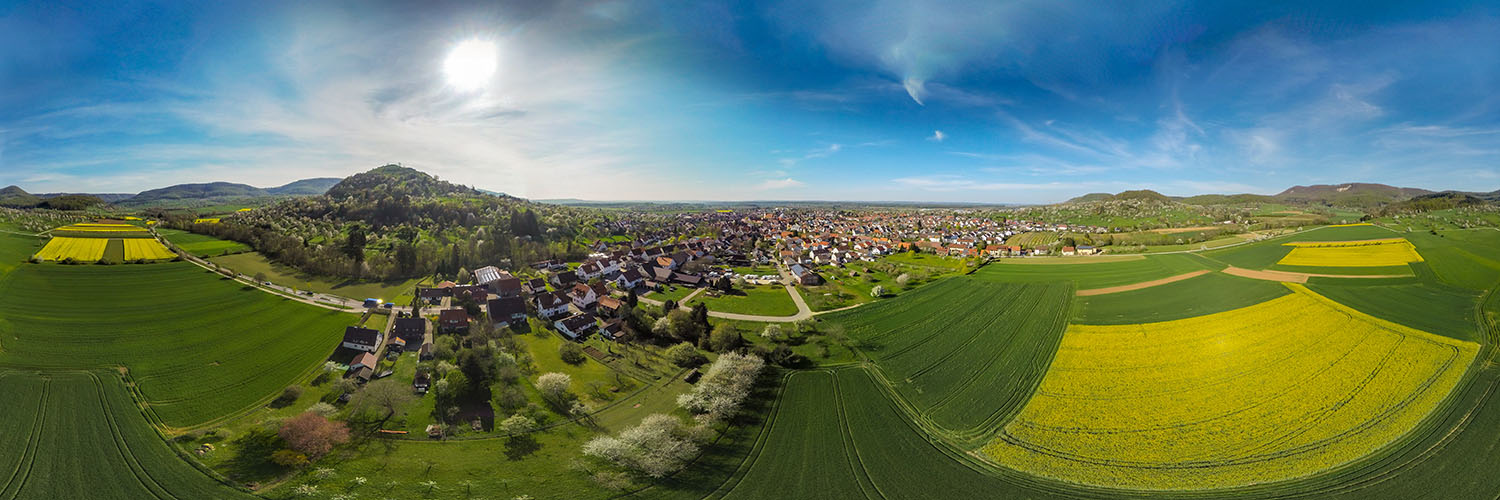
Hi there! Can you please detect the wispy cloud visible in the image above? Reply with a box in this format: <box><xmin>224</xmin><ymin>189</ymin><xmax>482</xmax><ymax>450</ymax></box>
<box><xmin>757</xmin><ymin>178</ymin><xmax>805</xmax><ymax>189</ymax></box>
<box><xmin>929</xmin><ymin>130</ymin><xmax>945</xmax><ymax>142</ymax></box>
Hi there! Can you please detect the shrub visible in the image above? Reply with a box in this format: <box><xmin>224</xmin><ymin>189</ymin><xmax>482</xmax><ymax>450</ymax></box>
<box><xmin>537</xmin><ymin>372</ymin><xmax>573</xmax><ymax>404</ymax></box>
<box><xmin>278</xmin><ymin>412</ymin><xmax>350</xmax><ymax>459</ymax></box>
<box><xmin>271</xmin><ymin>449</ymin><xmax>310</xmax><ymax>468</ymax></box>
<box><xmin>559</xmin><ymin>342</ymin><xmax>586</xmax><ymax>365</ymax></box>
<box><xmin>666</xmin><ymin>342</ymin><xmax>706</xmax><ymax>368</ymax></box>
<box><xmin>272</xmin><ymin>385</ymin><xmax>303</xmax><ymax>408</ymax></box>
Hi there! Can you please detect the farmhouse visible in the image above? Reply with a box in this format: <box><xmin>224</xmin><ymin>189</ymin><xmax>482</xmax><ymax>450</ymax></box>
<box><xmin>418</xmin><ymin>287</ymin><xmax>449</xmax><ymax>305</ymax></box>
<box><xmin>789</xmin><ymin>264</ymin><xmax>824</xmax><ymax>286</ymax></box>
<box><xmin>452</xmin><ymin>285</ymin><xmax>488</xmax><ymax>302</ymax></box>
<box><xmin>615</xmin><ymin>267</ymin><xmax>646</xmax><ymax>290</ymax></box>
<box><xmin>438</xmin><ymin>309</ymin><xmax>470</xmax><ymax>333</ymax></box>
<box><xmin>493</xmin><ymin>276</ymin><xmax>523</xmax><ymax>298</ymax></box>
<box><xmin>555</xmin><ymin>313</ymin><xmax>598</xmax><ymax>340</ymax></box>
<box><xmin>535</xmin><ymin>291</ymin><xmax>573</xmax><ymax>319</ymax></box>
<box><xmin>392</xmin><ymin>317</ymin><xmax>426</xmax><ymax>348</ymax></box>
<box><xmin>1077</xmin><ymin>245</ymin><xmax>1099</xmax><ymax>255</ymax></box>
<box><xmin>601</xmin><ymin>318</ymin><xmax>626</xmax><ymax>341</ymax></box>
<box><xmin>341</xmin><ymin>326</ymin><xmax>382</xmax><ymax>352</ymax></box>
<box><xmin>596</xmin><ymin>296</ymin><xmax>624</xmax><ymax>318</ymax></box>
<box><xmin>551</xmin><ymin>270</ymin><xmax>579</xmax><ymax>287</ymax></box>
<box><xmin>486</xmin><ymin>296</ymin><xmax>528</xmax><ymax>327</ymax></box>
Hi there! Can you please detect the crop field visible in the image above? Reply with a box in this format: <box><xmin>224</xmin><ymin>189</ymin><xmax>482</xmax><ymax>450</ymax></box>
<box><xmin>33</xmin><ymin>236</ymin><xmax>109</xmax><ymax>261</ymax></box>
<box><xmin>0</xmin><ymin>261</ymin><xmax>354</xmax><ymax>427</ymax></box>
<box><xmin>985</xmin><ymin>284</ymin><xmax>1479</xmax><ymax>490</ymax></box>
<box><xmin>1008</xmin><ymin>231</ymin><xmax>1059</xmax><ymax>248</ymax></box>
<box><xmin>821</xmin><ymin>278</ymin><xmax>1071</xmax><ymax>441</ymax></box>
<box><xmin>122</xmin><ymin>238</ymin><xmax>177</xmax><ymax>260</ymax></box>
<box><xmin>156</xmin><ymin>228</ymin><xmax>250</xmax><ymax>257</ymax></box>
<box><xmin>1403</xmin><ymin>230</ymin><xmax>1500</xmax><ymax>290</ymax></box>
<box><xmin>1074</xmin><ymin>271</ymin><xmax>1291</xmax><ymax>324</ymax></box>
<box><xmin>1205</xmin><ymin>224</ymin><xmax>1403</xmax><ymax>270</ymax></box>
<box><xmin>210</xmin><ymin>251</ymin><xmax>424</xmax><ymax>304</ymax></box>
<box><xmin>0</xmin><ymin>371</ymin><xmax>258</xmax><ymax>499</ymax></box>
<box><xmin>1277</xmin><ymin>238</ymin><xmax>1424</xmax><ymax>267</ymax></box>
<box><xmin>49</xmin><ymin>223</ymin><xmax>154</xmax><ymax>238</ymax></box>
<box><xmin>974</xmin><ymin>253</ymin><xmax>1214</xmax><ymax>289</ymax></box>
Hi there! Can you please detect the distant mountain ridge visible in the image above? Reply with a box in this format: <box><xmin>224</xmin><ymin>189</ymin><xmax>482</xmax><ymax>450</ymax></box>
<box><xmin>0</xmin><ymin>185</ymin><xmax>104</xmax><ymax>209</ymax></box>
<box><xmin>1063</xmin><ymin>183</ymin><xmax>1453</xmax><ymax>209</ymax></box>
<box><xmin>121</xmin><ymin>178</ymin><xmax>340</xmax><ymax>205</ymax></box>
<box><xmin>325</xmin><ymin>164</ymin><xmax>479</xmax><ymax>200</ymax></box>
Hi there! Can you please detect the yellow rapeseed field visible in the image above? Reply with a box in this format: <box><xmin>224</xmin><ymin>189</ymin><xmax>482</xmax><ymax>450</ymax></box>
<box><xmin>34</xmin><ymin>237</ymin><xmax>110</xmax><ymax>261</ymax></box>
<box><xmin>194</xmin><ymin>218</ymin><xmax>221</xmax><ymax>224</ymax></box>
<box><xmin>984</xmin><ymin>284</ymin><xmax>1477</xmax><ymax>490</ymax></box>
<box><xmin>123</xmin><ymin>238</ymin><xmax>176</xmax><ymax>260</ymax></box>
<box><xmin>1277</xmin><ymin>238</ymin><xmax>1423</xmax><ymax>267</ymax></box>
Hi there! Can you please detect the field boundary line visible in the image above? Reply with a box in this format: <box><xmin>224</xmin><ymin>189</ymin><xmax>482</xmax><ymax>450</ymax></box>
<box><xmin>0</xmin><ymin>375</ymin><xmax>46</xmax><ymax>500</ymax></box>
<box><xmin>1075</xmin><ymin>270</ymin><xmax>1211</xmax><ymax>296</ymax></box>
<box><xmin>670</xmin><ymin>369</ymin><xmax>793</xmax><ymax>500</ymax></box>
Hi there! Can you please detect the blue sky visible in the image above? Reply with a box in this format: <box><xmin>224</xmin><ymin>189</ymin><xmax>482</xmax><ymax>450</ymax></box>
<box><xmin>1</xmin><ymin>0</ymin><xmax>1498</xmax><ymax>203</ymax></box>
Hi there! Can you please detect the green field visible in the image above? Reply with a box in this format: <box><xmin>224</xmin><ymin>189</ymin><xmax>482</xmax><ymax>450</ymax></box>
<box><xmin>688</xmin><ymin>285</ymin><xmax>799</xmax><ymax>316</ymax></box>
<box><xmin>1205</xmin><ymin>224</ymin><xmax>1402</xmax><ymax>270</ymax></box>
<box><xmin>157</xmin><ymin>228</ymin><xmax>251</xmax><ymax>257</ymax></box>
<box><xmin>1404</xmin><ymin>229</ymin><xmax>1500</xmax><ymax>290</ymax></box>
<box><xmin>821</xmin><ymin>278</ymin><xmax>1070</xmax><ymax>443</ymax></box>
<box><xmin>975</xmin><ymin>253</ymin><xmax>1213</xmax><ymax>289</ymax></box>
<box><xmin>210</xmin><ymin>251</ymin><xmax>425</xmax><ymax>303</ymax></box>
<box><xmin>0</xmin><ymin>371</ymin><xmax>258</xmax><ymax>499</ymax></box>
<box><xmin>0</xmin><ymin>259</ymin><xmax>354</xmax><ymax>427</ymax></box>
<box><xmin>1074</xmin><ymin>271</ymin><xmax>1292</xmax><ymax>324</ymax></box>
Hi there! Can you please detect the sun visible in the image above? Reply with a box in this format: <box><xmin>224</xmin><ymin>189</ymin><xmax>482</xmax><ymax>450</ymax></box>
<box><xmin>443</xmin><ymin>39</ymin><xmax>498</xmax><ymax>91</ymax></box>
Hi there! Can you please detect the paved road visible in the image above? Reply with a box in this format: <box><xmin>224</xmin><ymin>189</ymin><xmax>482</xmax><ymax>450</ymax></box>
<box><xmin>637</xmin><ymin>266</ymin><xmax>822</xmax><ymax>323</ymax></box>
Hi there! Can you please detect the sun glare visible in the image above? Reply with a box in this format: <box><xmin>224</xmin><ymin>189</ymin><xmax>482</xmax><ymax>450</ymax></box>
<box><xmin>443</xmin><ymin>39</ymin><xmax>497</xmax><ymax>91</ymax></box>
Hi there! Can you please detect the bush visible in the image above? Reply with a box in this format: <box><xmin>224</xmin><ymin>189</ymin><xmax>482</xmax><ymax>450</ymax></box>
<box><xmin>666</xmin><ymin>342</ymin><xmax>706</xmax><ymax>368</ymax></box>
<box><xmin>278</xmin><ymin>412</ymin><xmax>349</xmax><ymax>459</ymax></box>
<box><xmin>559</xmin><ymin>342</ymin><xmax>586</xmax><ymax>365</ymax></box>
<box><xmin>537</xmin><ymin>372</ymin><xmax>574</xmax><ymax>404</ymax></box>
<box><xmin>271</xmin><ymin>385</ymin><xmax>304</xmax><ymax>408</ymax></box>
<box><xmin>271</xmin><ymin>449</ymin><xmax>310</xmax><ymax>468</ymax></box>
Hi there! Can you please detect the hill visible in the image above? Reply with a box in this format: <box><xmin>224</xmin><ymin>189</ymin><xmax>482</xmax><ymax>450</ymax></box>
<box><xmin>1380</xmin><ymin>192</ymin><xmax>1488</xmax><ymax>215</ymax></box>
<box><xmin>1065</xmin><ymin>192</ymin><xmax>1116</xmax><ymax>203</ymax></box>
<box><xmin>1275</xmin><ymin>183</ymin><xmax>1432</xmax><ymax>206</ymax></box>
<box><xmin>0</xmin><ymin>185</ymin><xmax>42</xmax><ymax>207</ymax></box>
<box><xmin>126</xmin><ymin>181</ymin><xmax>269</xmax><ymax>204</ymax></box>
<box><xmin>1112</xmin><ymin>189</ymin><xmax>1173</xmax><ymax>202</ymax></box>
<box><xmin>266</xmin><ymin>177</ymin><xmax>340</xmax><ymax>195</ymax></box>
<box><xmin>324</xmin><ymin>164</ymin><xmax>478</xmax><ymax>200</ymax></box>
<box><xmin>1181</xmin><ymin>193</ymin><xmax>1279</xmax><ymax>205</ymax></box>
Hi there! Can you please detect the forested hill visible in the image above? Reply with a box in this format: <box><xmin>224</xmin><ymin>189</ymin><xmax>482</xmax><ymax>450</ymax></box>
<box><xmin>324</xmin><ymin>164</ymin><xmax>479</xmax><ymax>200</ymax></box>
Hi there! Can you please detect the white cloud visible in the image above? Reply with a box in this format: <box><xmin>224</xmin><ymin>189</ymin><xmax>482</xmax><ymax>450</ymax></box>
<box><xmin>757</xmin><ymin>178</ymin><xmax>805</xmax><ymax>189</ymax></box>
<box><xmin>929</xmin><ymin>130</ymin><xmax>945</xmax><ymax>142</ymax></box>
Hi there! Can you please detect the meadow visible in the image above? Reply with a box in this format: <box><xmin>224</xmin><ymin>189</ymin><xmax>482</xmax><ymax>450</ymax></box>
<box><xmin>157</xmin><ymin>228</ymin><xmax>251</xmax><ymax>257</ymax></box>
<box><xmin>688</xmin><ymin>284</ymin><xmax>799</xmax><ymax>316</ymax></box>
<box><xmin>0</xmin><ymin>260</ymin><xmax>355</xmax><ymax>428</ymax></box>
<box><xmin>987</xmin><ymin>285</ymin><xmax>1479</xmax><ymax>490</ymax></box>
<box><xmin>821</xmin><ymin>277</ymin><xmax>1071</xmax><ymax>443</ymax></box>
<box><xmin>974</xmin><ymin>253</ymin><xmax>1215</xmax><ymax>289</ymax></box>
<box><xmin>0</xmin><ymin>370</ymin><xmax>258</xmax><ymax>499</ymax></box>
<box><xmin>210</xmin><ymin>251</ymin><xmax>425</xmax><ymax>303</ymax></box>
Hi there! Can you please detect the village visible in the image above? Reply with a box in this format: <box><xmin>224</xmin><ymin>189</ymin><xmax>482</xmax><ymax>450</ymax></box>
<box><xmin>331</xmin><ymin>208</ymin><xmax>1108</xmax><ymax>398</ymax></box>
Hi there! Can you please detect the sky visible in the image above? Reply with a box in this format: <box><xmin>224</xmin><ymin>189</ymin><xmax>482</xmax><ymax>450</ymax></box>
<box><xmin>1</xmin><ymin>0</ymin><xmax>1498</xmax><ymax>203</ymax></box>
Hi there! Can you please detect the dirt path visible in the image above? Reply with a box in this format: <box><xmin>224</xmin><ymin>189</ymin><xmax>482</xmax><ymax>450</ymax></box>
<box><xmin>1075</xmin><ymin>270</ymin><xmax>1211</xmax><ymax>296</ymax></box>
<box><xmin>1221</xmin><ymin>266</ymin><xmax>1412</xmax><ymax>284</ymax></box>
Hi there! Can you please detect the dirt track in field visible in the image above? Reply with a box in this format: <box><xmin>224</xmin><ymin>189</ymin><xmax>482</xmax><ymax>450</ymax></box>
<box><xmin>1075</xmin><ymin>270</ymin><xmax>1212</xmax><ymax>296</ymax></box>
<box><xmin>1221</xmin><ymin>266</ymin><xmax>1412</xmax><ymax>284</ymax></box>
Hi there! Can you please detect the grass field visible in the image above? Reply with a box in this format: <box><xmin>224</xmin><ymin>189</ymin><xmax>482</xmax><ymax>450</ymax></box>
<box><xmin>1404</xmin><ymin>229</ymin><xmax>1500</xmax><ymax>290</ymax></box>
<box><xmin>1205</xmin><ymin>224</ymin><xmax>1403</xmax><ymax>270</ymax></box>
<box><xmin>822</xmin><ymin>278</ymin><xmax>1071</xmax><ymax>443</ymax></box>
<box><xmin>157</xmin><ymin>228</ymin><xmax>251</xmax><ymax>257</ymax></box>
<box><xmin>975</xmin><ymin>253</ymin><xmax>1214</xmax><ymax>289</ymax></box>
<box><xmin>1074</xmin><ymin>271</ymin><xmax>1291</xmax><ymax>324</ymax></box>
<box><xmin>986</xmin><ymin>284</ymin><xmax>1479</xmax><ymax>489</ymax></box>
<box><xmin>0</xmin><ymin>260</ymin><xmax>355</xmax><ymax>428</ymax></box>
<box><xmin>0</xmin><ymin>370</ymin><xmax>257</xmax><ymax>499</ymax></box>
<box><xmin>210</xmin><ymin>251</ymin><xmax>424</xmax><ymax>304</ymax></box>
<box><xmin>688</xmin><ymin>284</ymin><xmax>799</xmax><ymax>316</ymax></box>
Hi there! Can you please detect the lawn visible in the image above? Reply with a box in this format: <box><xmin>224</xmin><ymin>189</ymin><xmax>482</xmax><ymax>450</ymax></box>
<box><xmin>0</xmin><ymin>260</ymin><xmax>356</xmax><ymax>428</ymax></box>
<box><xmin>688</xmin><ymin>284</ymin><xmax>799</xmax><ymax>316</ymax></box>
<box><xmin>883</xmin><ymin>252</ymin><xmax>969</xmax><ymax>271</ymax></box>
<box><xmin>210</xmin><ymin>251</ymin><xmax>426</xmax><ymax>304</ymax></box>
<box><xmin>157</xmin><ymin>228</ymin><xmax>251</xmax><ymax>257</ymax></box>
<box><xmin>647</xmin><ymin>284</ymin><xmax>699</xmax><ymax>303</ymax></box>
<box><xmin>0</xmin><ymin>370</ymin><xmax>258</xmax><ymax>499</ymax></box>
